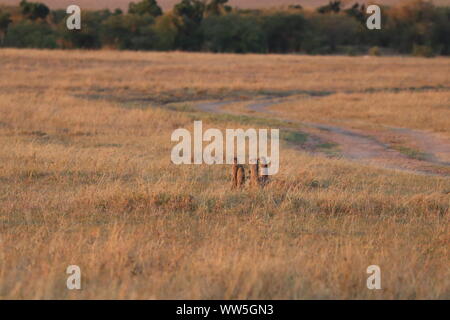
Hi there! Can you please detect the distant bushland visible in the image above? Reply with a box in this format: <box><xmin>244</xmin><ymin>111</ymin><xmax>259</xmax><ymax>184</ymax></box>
<box><xmin>0</xmin><ymin>0</ymin><xmax>448</xmax><ymax>56</ymax></box>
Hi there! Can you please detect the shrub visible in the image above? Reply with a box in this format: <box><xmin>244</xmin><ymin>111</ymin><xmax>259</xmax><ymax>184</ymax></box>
<box><xmin>0</xmin><ymin>10</ymin><xmax>12</xmax><ymax>45</ymax></box>
<box><xmin>100</xmin><ymin>13</ymin><xmax>157</xmax><ymax>50</ymax></box>
<box><xmin>202</xmin><ymin>14</ymin><xmax>266</xmax><ymax>53</ymax></box>
<box><xmin>4</xmin><ymin>20</ymin><xmax>57</xmax><ymax>48</ymax></box>
<box><xmin>368</xmin><ymin>46</ymin><xmax>381</xmax><ymax>56</ymax></box>
<box><xmin>152</xmin><ymin>13</ymin><xmax>178</xmax><ymax>50</ymax></box>
<box><xmin>412</xmin><ymin>44</ymin><xmax>435</xmax><ymax>57</ymax></box>
<box><xmin>58</xmin><ymin>11</ymin><xmax>105</xmax><ymax>49</ymax></box>
<box><xmin>20</xmin><ymin>0</ymin><xmax>50</xmax><ymax>21</ymax></box>
<box><xmin>262</xmin><ymin>13</ymin><xmax>306</xmax><ymax>53</ymax></box>
<box><xmin>128</xmin><ymin>0</ymin><xmax>163</xmax><ymax>17</ymax></box>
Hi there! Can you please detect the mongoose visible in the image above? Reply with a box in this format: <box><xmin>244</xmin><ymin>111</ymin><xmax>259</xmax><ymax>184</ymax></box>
<box><xmin>232</xmin><ymin>157</ymin><xmax>246</xmax><ymax>188</ymax></box>
<box><xmin>231</xmin><ymin>157</ymin><xmax>238</xmax><ymax>188</ymax></box>
<box><xmin>249</xmin><ymin>158</ymin><xmax>260</xmax><ymax>188</ymax></box>
<box><xmin>259</xmin><ymin>158</ymin><xmax>269</xmax><ymax>186</ymax></box>
<box><xmin>236</xmin><ymin>165</ymin><xmax>246</xmax><ymax>188</ymax></box>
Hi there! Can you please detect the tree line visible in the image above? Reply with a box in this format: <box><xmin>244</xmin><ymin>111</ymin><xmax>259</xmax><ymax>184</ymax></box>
<box><xmin>0</xmin><ymin>0</ymin><xmax>448</xmax><ymax>56</ymax></box>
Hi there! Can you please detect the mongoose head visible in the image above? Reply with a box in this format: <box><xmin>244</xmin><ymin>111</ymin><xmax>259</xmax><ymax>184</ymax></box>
<box><xmin>259</xmin><ymin>157</ymin><xmax>269</xmax><ymax>167</ymax></box>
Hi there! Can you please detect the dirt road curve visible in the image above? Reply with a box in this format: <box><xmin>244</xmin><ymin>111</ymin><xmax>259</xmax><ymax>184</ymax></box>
<box><xmin>196</xmin><ymin>98</ymin><xmax>450</xmax><ymax>177</ymax></box>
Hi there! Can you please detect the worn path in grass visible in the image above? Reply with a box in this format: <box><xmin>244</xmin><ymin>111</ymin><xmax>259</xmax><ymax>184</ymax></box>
<box><xmin>196</xmin><ymin>96</ymin><xmax>450</xmax><ymax>176</ymax></box>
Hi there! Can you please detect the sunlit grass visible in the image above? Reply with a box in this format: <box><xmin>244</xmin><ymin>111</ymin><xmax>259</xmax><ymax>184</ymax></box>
<box><xmin>0</xmin><ymin>49</ymin><xmax>448</xmax><ymax>299</ymax></box>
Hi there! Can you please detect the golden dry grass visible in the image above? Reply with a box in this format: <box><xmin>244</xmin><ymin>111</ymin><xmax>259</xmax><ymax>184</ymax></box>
<box><xmin>224</xmin><ymin>90</ymin><xmax>450</xmax><ymax>135</ymax></box>
<box><xmin>0</xmin><ymin>49</ymin><xmax>449</xmax><ymax>299</ymax></box>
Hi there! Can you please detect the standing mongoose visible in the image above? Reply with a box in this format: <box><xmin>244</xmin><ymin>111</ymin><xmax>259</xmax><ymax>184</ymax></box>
<box><xmin>259</xmin><ymin>158</ymin><xmax>269</xmax><ymax>186</ymax></box>
<box><xmin>236</xmin><ymin>165</ymin><xmax>246</xmax><ymax>188</ymax></box>
<box><xmin>232</xmin><ymin>157</ymin><xmax>246</xmax><ymax>188</ymax></box>
<box><xmin>231</xmin><ymin>157</ymin><xmax>239</xmax><ymax>188</ymax></box>
<box><xmin>249</xmin><ymin>158</ymin><xmax>260</xmax><ymax>188</ymax></box>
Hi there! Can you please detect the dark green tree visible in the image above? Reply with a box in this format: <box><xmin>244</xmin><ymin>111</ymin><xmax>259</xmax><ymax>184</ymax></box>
<box><xmin>129</xmin><ymin>0</ymin><xmax>163</xmax><ymax>17</ymax></box>
<box><xmin>114</xmin><ymin>8</ymin><xmax>124</xmax><ymax>16</ymax></box>
<box><xmin>303</xmin><ymin>14</ymin><xmax>359</xmax><ymax>54</ymax></box>
<box><xmin>4</xmin><ymin>20</ymin><xmax>57</xmax><ymax>48</ymax></box>
<box><xmin>432</xmin><ymin>7</ymin><xmax>450</xmax><ymax>55</ymax></box>
<box><xmin>51</xmin><ymin>9</ymin><xmax>67</xmax><ymax>25</ymax></box>
<box><xmin>317</xmin><ymin>1</ymin><xmax>341</xmax><ymax>14</ymax></box>
<box><xmin>174</xmin><ymin>0</ymin><xmax>205</xmax><ymax>24</ymax></box>
<box><xmin>20</xmin><ymin>0</ymin><xmax>50</xmax><ymax>21</ymax></box>
<box><xmin>385</xmin><ymin>0</ymin><xmax>438</xmax><ymax>54</ymax></box>
<box><xmin>152</xmin><ymin>14</ymin><xmax>178</xmax><ymax>50</ymax></box>
<box><xmin>173</xmin><ymin>0</ymin><xmax>206</xmax><ymax>50</ymax></box>
<box><xmin>344</xmin><ymin>3</ymin><xmax>366</xmax><ymax>23</ymax></box>
<box><xmin>58</xmin><ymin>11</ymin><xmax>107</xmax><ymax>49</ymax></box>
<box><xmin>0</xmin><ymin>10</ymin><xmax>12</xmax><ymax>45</ymax></box>
<box><xmin>205</xmin><ymin>0</ymin><xmax>229</xmax><ymax>16</ymax></box>
<box><xmin>262</xmin><ymin>13</ymin><xmax>307</xmax><ymax>53</ymax></box>
<box><xmin>202</xmin><ymin>14</ymin><xmax>266</xmax><ymax>53</ymax></box>
<box><xmin>101</xmin><ymin>14</ymin><xmax>157</xmax><ymax>50</ymax></box>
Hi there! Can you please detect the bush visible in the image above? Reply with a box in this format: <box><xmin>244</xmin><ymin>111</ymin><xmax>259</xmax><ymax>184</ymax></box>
<box><xmin>173</xmin><ymin>0</ymin><xmax>206</xmax><ymax>50</ymax></box>
<box><xmin>202</xmin><ymin>14</ymin><xmax>266</xmax><ymax>53</ymax></box>
<box><xmin>343</xmin><ymin>46</ymin><xmax>358</xmax><ymax>56</ymax></box>
<box><xmin>128</xmin><ymin>0</ymin><xmax>163</xmax><ymax>17</ymax></box>
<box><xmin>4</xmin><ymin>20</ymin><xmax>57</xmax><ymax>48</ymax></box>
<box><xmin>101</xmin><ymin>13</ymin><xmax>157</xmax><ymax>50</ymax></box>
<box><xmin>58</xmin><ymin>11</ymin><xmax>105</xmax><ymax>49</ymax></box>
<box><xmin>412</xmin><ymin>44</ymin><xmax>435</xmax><ymax>57</ymax></box>
<box><xmin>0</xmin><ymin>10</ymin><xmax>12</xmax><ymax>45</ymax></box>
<box><xmin>51</xmin><ymin>9</ymin><xmax>67</xmax><ymax>25</ymax></box>
<box><xmin>262</xmin><ymin>13</ymin><xmax>306</xmax><ymax>53</ymax></box>
<box><xmin>20</xmin><ymin>0</ymin><xmax>50</xmax><ymax>21</ymax></box>
<box><xmin>368</xmin><ymin>46</ymin><xmax>381</xmax><ymax>56</ymax></box>
<box><xmin>0</xmin><ymin>0</ymin><xmax>449</xmax><ymax>55</ymax></box>
<box><xmin>152</xmin><ymin>14</ymin><xmax>178</xmax><ymax>50</ymax></box>
<box><xmin>303</xmin><ymin>14</ymin><xmax>360</xmax><ymax>54</ymax></box>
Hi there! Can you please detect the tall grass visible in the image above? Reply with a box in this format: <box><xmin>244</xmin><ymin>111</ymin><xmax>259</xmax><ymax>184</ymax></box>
<box><xmin>0</xmin><ymin>49</ymin><xmax>448</xmax><ymax>299</ymax></box>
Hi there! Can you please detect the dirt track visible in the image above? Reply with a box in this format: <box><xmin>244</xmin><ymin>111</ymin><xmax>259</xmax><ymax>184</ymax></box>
<box><xmin>196</xmin><ymin>98</ymin><xmax>450</xmax><ymax>176</ymax></box>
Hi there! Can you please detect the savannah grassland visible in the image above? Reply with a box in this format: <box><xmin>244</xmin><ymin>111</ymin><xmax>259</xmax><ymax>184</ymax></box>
<box><xmin>0</xmin><ymin>49</ymin><xmax>449</xmax><ymax>299</ymax></box>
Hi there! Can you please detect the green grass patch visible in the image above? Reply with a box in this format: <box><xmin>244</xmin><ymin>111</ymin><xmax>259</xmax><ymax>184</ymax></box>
<box><xmin>393</xmin><ymin>146</ymin><xmax>429</xmax><ymax>161</ymax></box>
<box><xmin>165</xmin><ymin>103</ymin><xmax>198</xmax><ymax>113</ymax></box>
<box><xmin>281</xmin><ymin>130</ymin><xmax>308</xmax><ymax>145</ymax></box>
<box><xmin>317</xmin><ymin>142</ymin><xmax>339</xmax><ymax>150</ymax></box>
<box><xmin>192</xmin><ymin>111</ymin><xmax>295</xmax><ymax>129</ymax></box>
